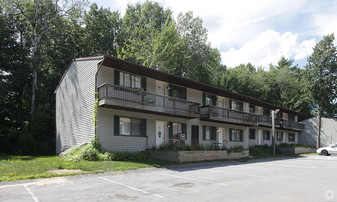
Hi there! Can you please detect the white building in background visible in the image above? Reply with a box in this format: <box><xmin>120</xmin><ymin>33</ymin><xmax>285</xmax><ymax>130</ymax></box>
<box><xmin>55</xmin><ymin>55</ymin><xmax>305</xmax><ymax>154</ymax></box>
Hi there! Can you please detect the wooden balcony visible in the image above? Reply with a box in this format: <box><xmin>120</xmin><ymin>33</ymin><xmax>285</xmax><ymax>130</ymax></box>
<box><xmin>201</xmin><ymin>106</ymin><xmax>305</xmax><ymax>131</ymax></box>
<box><xmin>257</xmin><ymin>116</ymin><xmax>305</xmax><ymax>131</ymax></box>
<box><xmin>98</xmin><ymin>84</ymin><xmax>200</xmax><ymax>118</ymax></box>
<box><xmin>200</xmin><ymin>106</ymin><xmax>258</xmax><ymax>126</ymax></box>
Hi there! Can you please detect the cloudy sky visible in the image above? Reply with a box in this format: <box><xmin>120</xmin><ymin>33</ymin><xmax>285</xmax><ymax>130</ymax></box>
<box><xmin>91</xmin><ymin>0</ymin><xmax>337</xmax><ymax>70</ymax></box>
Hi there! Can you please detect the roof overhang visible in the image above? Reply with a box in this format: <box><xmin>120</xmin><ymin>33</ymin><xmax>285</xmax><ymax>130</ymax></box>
<box><xmin>55</xmin><ymin>55</ymin><xmax>306</xmax><ymax>117</ymax></box>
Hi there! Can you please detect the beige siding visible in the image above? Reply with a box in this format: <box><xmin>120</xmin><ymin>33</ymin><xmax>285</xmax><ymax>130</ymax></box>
<box><xmin>97</xmin><ymin>65</ymin><xmax>114</xmax><ymax>86</ymax></box>
<box><xmin>96</xmin><ymin>108</ymin><xmax>148</xmax><ymax>152</ymax></box>
<box><xmin>243</xmin><ymin>102</ymin><xmax>249</xmax><ymax>113</ymax></box>
<box><xmin>56</xmin><ymin>59</ymin><xmax>101</xmax><ymax>153</ymax></box>
<box><xmin>188</xmin><ymin>88</ymin><xmax>202</xmax><ymax>104</ymax></box>
<box><xmin>147</xmin><ymin>77</ymin><xmax>156</xmax><ymax>94</ymax></box>
<box><xmin>97</xmin><ymin>108</ymin><xmax>194</xmax><ymax>151</ymax></box>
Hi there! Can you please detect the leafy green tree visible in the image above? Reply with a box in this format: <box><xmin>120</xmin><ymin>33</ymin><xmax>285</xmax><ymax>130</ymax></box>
<box><xmin>2</xmin><ymin>0</ymin><xmax>86</xmax><ymax>125</ymax></box>
<box><xmin>118</xmin><ymin>1</ymin><xmax>172</xmax><ymax>64</ymax></box>
<box><xmin>306</xmin><ymin>34</ymin><xmax>337</xmax><ymax>148</ymax></box>
<box><xmin>222</xmin><ymin>63</ymin><xmax>261</xmax><ymax>97</ymax></box>
<box><xmin>83</xmin><ymin>3</ymin><xmax>121</xmax><ymax>56</ymax></box>
<box><xmin>0</xmin><ymin>5</ymin><xmax>32</xmax><ymax>154</ymax></box>
<box><xmin>176</xmin><ymin>11</ymin><xmax>222</xmax><ymax>84</ymax></box>
<box><xmin>146</xmin><ymin>18</ymin><xmax>189</xmax><ymax>76</ymax></box>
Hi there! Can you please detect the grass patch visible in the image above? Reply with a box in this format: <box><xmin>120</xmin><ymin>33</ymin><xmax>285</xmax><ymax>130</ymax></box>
<box><xmin>0</xmin><ymin>155</ymin><xmax>175</xmax><ymax>182</ymax></box>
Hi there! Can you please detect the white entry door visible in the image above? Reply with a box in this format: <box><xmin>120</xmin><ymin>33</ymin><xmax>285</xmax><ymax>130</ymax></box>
<box><xmin>156</xmin><ymin>81</ymin><xmax>165</xmax><ymax>96</ymax></box>
<box><xmin>217</xmin><ymin>128</ymin><xmax>224</xmax><ymax>147</ymax></box>
<box><xmin>156</xmin><ymin>121</ymin><xmax>165</xmax><ymax>147</ymax></box>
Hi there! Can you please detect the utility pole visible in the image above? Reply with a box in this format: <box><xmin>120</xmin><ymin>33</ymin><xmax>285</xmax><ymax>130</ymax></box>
<box><xmin>272</xmin><ymin>109</ymin><xmax>280</xmax><ymax>156</ymax></box>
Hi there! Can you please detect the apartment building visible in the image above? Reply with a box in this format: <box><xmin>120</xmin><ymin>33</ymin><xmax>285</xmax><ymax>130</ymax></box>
<box><xmin>55</xmin><ymin>55</ymin><xmax>305</xmax><ymax>153</ymax></box>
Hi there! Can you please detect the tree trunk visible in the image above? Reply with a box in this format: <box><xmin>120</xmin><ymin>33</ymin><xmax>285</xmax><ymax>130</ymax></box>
<box><xmin>30</xmin><ymin>49</ymin><xmax>38</xmax><ymax>125</ymax></box>
<box><xmin>317</xmin><ymin>111</ymin><xmax>321</xmax><ymax>148</ymax></box>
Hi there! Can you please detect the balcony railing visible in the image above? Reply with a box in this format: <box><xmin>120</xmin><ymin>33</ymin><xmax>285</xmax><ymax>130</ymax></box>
<box><xmin>98</xmin><ymin>84</ymin><xmax>200</xmax><ymax>118</ymax></box>
<box><xmin>201</xmin><ymin>106</ymin><xmax>305</xmax><ymax>130</ymax></box>
<box><xmin>200</xmin><ymin>105</ymin><xmax>258</xmax><ymax>124</ymax></box>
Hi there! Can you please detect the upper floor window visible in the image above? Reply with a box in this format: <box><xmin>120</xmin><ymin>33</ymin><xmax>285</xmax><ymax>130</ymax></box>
<box><xmin>114</xmin><ymin>70</ymin><xmax>146</xmax><ymax>90</ymax></box>
<box><xmin>276</xmin><ymin>112</ymin><xmax>283</xmax><ymax>119</ymax></box>
<box><xmin>288</xmin><ymin>114</ymin><xmax>295</xmax><ymax>121</ymax></box>
<box><xmin>249</xmin><ymin>104</ymin><xmax>255</xmax><ymax>113</ymax></box>
<box><xmin>169</xmin><ymin>84</ymin><xmax>186</xmax><ymax>100</ymax></box>
<box><xmin>203</xmin><ymin>93</ymin><xmax>216</xmax><ymax>106</ymax></box>
<box><xmin>120</xmin><ymin>72</ymin><xmax>141</xmax><ymax>89</ymax></box>
<box><xmin>230</xmin><ymin>99</ymin><xmax>243</xmax><ymax>111</ymax></box>
<box><xmin>263</xmin><ymin>108</ymin><xmax>270</xmax><ymax>116</ymax></box>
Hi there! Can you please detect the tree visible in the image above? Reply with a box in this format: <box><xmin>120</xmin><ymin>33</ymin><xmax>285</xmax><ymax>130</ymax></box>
<box><xmin>83</xmin><ymin>3</ymin><xmax>121</xmax><ymax>56</ymax></box>
<box><xmin>306</xmin><ymin>34</ymin><xmax>337</xmax><ymax>148</ymax></box>
<box><xmin>176</xmin><ymin>11</ymin><xmax>222</xmax><ymax>84</ymax></box>
<box><xmin>118</xmin><ymin>1</ymin><xmax>172</xmax><ymax>64</ymax></box>
<box><xmin>146</xmin><ymin>18</ymin><xmax>189</xmax><ymax>76</ymax></box>
<box><xmin>2</xmin><ymin>0</ymin><xmax>86</xmax><ymax>125</ymax></box>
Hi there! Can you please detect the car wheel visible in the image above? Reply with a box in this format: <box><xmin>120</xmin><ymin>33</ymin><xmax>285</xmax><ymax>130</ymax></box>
<box><xmin>321</xmin><ymin>150</ymin><xmax>329</xmax><ymax>156</ymax></box>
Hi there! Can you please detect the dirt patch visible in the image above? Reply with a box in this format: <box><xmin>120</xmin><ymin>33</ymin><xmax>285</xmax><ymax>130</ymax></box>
<box><xmin>47</xmin><ymin>169</ymin><xmax>84</xmax><ymax>175</ymax></box>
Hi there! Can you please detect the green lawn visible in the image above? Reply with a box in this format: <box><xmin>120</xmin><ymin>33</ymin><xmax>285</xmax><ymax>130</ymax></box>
<box><xmin>0</xmin><ymin>153</ymin><xmax>318</xmax><ymax>182</ymax></box>
<box><xmin>0</xmin><ymin>155</ymin><xmax>173</xmax><ymax>182</ymax></box>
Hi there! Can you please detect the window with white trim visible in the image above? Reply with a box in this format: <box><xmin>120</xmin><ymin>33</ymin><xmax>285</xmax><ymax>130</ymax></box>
<box><xmin>263</xmin><ymin>130</ymin><xmax>270</xmax><ymax>140</ymax></box>
<box><xmin>249</xmin><ymin>129</ymin><xmax>256</xmax><ymax>140</ymax></box>
<box><xmin>120</xmin><ymin>117</ymin><xmax>142</xmax><ymax>136</ymax></box>
<box><xmin>276</xmin><ymin>132</ymin><xmax>283</xmax><ymax>141</ymax></box>
<box><xmin>119</xmin><ymin>72</ymin><xmax>142</xmax><ymax>89</ymax></box>
<box><xmin>230</xmin><ymin>129</ymin><xmax>243</xmax><ymax>142</ymax></box>
<box><xmin>288</xmin><ymin>133</ymin><xmax>295</xmax><ymax>142</ymax></box>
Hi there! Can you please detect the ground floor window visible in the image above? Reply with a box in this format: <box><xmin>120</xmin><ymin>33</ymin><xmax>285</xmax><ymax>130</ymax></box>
<box><xmin>249</xmin><ymin>129</ymin><xmax>256</xmax><ymax>140</ymax></box>
<box><xmin>276</xmin><ymin>132</ymin><xmax>283</xmax><ymax>141</ymax></box>
<box><xmin>203</xmin><ymin>126</ymin><xmax>216</xmax><ymax>140</ymax></box>
<box><xmin>114</xmin><ymin>115</ymin><xmax>146</xmax><ymax>136</ymax></box>
<box><xmin>169</xmin><ymin>122</ymin><xmax>187</xmax><ymax>139</ymax></box>
<box><xmin>230</xmin><ymin>129</ymin><xmax>243</xmax><ymax>142</ymax></box>
<box><xmin>263</xmin><ymin>130</ymin><xmax>270</xmax><ymax>140</ymax></box>
<box><xmin>288</xmin><ymin>133</ymin><xmax>295</xmax><ymax>142</ymax></box>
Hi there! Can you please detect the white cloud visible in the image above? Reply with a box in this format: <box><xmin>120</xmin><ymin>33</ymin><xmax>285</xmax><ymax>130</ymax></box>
<box><xmin>221</xmin><ymin>29</ymin><xmax>316</xmax><ymax>69</ymax></box>
<box><xmin>91</xmin><ymin>0</ymin><xmax>337</xmax><ymax>69</ymax></box>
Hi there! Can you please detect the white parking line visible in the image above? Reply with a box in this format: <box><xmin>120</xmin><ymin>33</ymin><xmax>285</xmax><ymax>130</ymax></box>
<box><xmin>208</xmin><ymin>169</ymin><xmax>269</xmax><ymax>179</ymax></box>
<box><xmin>98</xmin><ymin>177</ymin><xmax>163</xmax><ymax>198</ymax></box>
<box><xmin>23</xmin><ymin>185</ymin><xmax>39</xmax><ymax>202</ymax></box>
<box><xmin>154</xmin><ymin>172</ymin><xmax>228</xmax><ymax>186</ymax></box>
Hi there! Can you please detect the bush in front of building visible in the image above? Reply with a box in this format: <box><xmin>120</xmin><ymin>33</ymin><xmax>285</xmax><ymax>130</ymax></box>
<box><xmin>62</xmin><ymin>137</ymin><xmax>150</xmax><ymax>162</ymax></box>
<box><xmin>249</xmin><ymin>145</ymin><xmax>273</xmax><ymax>157</ymax></box>
<box><xmin>152</xmin><ymin>143</ymin><xmax>249</xmax><ymax>152</ymax></box>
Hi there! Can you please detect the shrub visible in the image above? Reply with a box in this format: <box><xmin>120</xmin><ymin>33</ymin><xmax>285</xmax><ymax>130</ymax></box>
<box><xmin>62</xmin><ymin>137</ymin><xmax>150</xmax><ymax>162</ymax></box>
<box><xmin>153</xmin><ymin>143</ymin><xmax>229</xmax><ymax>151</ymax></box>
<box><xmin>227</xmin><ymin>146</ymin><xmax>244</xmax><ymax>154</ymax></box>
<box><xmin>249</xmin><ymin>145</ymin><xmax>273</xmax><ymax>156</ymax></box>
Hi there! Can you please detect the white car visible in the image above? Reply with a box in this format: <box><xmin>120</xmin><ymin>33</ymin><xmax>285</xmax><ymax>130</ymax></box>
<box><xmin>317</xmin><ymin>144</ymin><xmax>337</xmax><ymax>156</ymax></box>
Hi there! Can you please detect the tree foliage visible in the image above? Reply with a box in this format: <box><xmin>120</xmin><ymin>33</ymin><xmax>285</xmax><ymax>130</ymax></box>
<box><xmin>0</xmin><ymin>0</ymin><xmax>333</xmax><ymax>155</ymax></box>
<box><xmin>305</xmin><ymin>34</ymin><xmax>337</xmax><ymax>147</ymax></box>
<box><xmin>306</xmin><ymin>34</ymin><xmax>337</xmax><ymax>117</ymax></box>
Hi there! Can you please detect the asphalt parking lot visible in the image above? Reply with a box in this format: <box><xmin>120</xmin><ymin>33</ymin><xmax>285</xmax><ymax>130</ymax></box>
<box><xmin>1</xmin><ymin>155</ymin><xmax>337</xmax><ymax>202</ymax></box>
